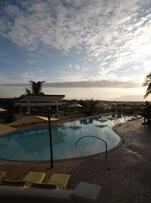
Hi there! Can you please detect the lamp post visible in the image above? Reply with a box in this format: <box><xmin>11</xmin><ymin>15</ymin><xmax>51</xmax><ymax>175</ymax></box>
<box><xmin>48</xmin><ymin>107</ymin><xmax>54</xmax><ymax>168</ymax></box>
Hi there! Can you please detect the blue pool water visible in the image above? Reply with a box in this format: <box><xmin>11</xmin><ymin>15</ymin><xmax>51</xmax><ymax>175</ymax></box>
<box><xmin>0</xmin><ymin>116</ymin><xmax>131</xmax><ymax>161</ymax></box>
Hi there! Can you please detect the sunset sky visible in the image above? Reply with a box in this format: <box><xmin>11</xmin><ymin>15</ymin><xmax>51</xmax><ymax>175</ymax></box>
<box><xmin>0</xmin><ymin>0</ymin><xmax>151</xmax><ymax>101</ymax></box>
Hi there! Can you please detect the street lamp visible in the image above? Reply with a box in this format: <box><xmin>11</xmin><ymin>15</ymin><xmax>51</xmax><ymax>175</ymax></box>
<box><xmin>47</xmin><ymin>107</ymin><xmax>54</xmax><ymax>168</ymax></box>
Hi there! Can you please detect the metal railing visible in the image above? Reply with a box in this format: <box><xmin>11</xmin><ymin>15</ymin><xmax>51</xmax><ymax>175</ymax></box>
<box><xmin>75</xmin><ymin>135</ymin><xmax>108</xmax><ymax>158</ymax></box>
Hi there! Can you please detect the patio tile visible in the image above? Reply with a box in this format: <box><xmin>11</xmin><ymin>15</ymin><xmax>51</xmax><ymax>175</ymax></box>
<box><xmin>1</xmin><ymin>163</ymin><xmax>37</xmax><ymax>179</ymax></box>
<box><xmin>44</xmin><ymin>163</ymin><xmax>77</xmax><ymax>177</ymax></box>
<box><xmin>114</xmin><ymin>179</ymin><xmax>149</xmax><ymax>198</ymax></box>
<box><xmin>70</xmin><ymin>163</ymin><xmax>97</xmax><ymax>175</ymax></box>
<box><xmin>113</xmin><ymin>198</ymin><xmax>134</xmax><ymax>203</ymax></box>
<box><xmin>107</xmin><ymin>157</ymin><xmax>132</xmax><ymax>168</ymax></box>
<box><xmin>125</xmin><ymin>162</ymin><xmax>151</xmax><ymax>178</ymax></box>
<box><xmin>29</xmin><ymin>162</ymin><xmax>50</xmax><ymax>172</ymax></box>
<box><xmin>80</xmin><ymin>172</ymin><xmax>110</xmax><ymax>186</ymax></box>
<box><xmin>68</xmin><ymin>159</ymin><xmax>85</xmax><ymax>168</ymax></box>
<box><xmin>91</xmin><ymin>158</ymin><xmax>115</xmax><ymax>171</ymax></box>
<box><xmin>144</xmin><ymin>153</ymin><xmax>151</xmax><ymax>162</ymax></box>
<box><xmin>139</xmin><ymin>162</ymin><xmax>151</xmax><ymax>175</ymax></box>
<box><xmin>123</xmin><ymin>153</ymin><xmax>145</xmax><ymax>164</ymax></box>
<box><xmin>132</xmin><ymin>173</ymin><xmax>151</xmax><ymax>189</ymax></box>
<box><xmin>100</xmin><ymin>168</ymin><xmax>128</xmax><ymax>182</ymax></box>
<box><xmin>100</xmin><ymin>183</ymin><xmax>127</xmax><ymax>203</ymax></box>
<box><xmin>86</xmin><ymin>156</ymin><xmax>108</xmax><ymax>164</ymax></box>
<box><xmin>70</xmin><ymin>176</ymin><xmax>81</xmax><ymax>188</ymax></box>
<box><xmin>130</xmin><ymin>192</ymin><xmax>151</xmax><ymax>203</ymax></box>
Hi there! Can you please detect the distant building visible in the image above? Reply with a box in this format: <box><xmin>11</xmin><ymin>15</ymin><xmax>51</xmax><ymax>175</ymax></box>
<box><xmin>15</xmin><ymin>94</ymin><xmax>65</xmax><ymax>117</ymax></box>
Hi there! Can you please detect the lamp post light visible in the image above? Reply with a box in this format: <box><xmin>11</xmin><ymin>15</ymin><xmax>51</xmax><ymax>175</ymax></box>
<box><xmin>48</xmin><ymin>107</ymin><xmax>54</xmax><ymax>168</ymax></box>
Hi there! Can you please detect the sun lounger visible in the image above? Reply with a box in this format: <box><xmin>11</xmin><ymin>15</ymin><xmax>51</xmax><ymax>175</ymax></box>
<box><xmin>47</xmin><ymin>173</ymin><xmax>70</xmax><ymax>190</ymax></box>
<box><xmin>0</xmin><ymin>182</ymin><xmax>102</xmax><ymax>202</ymax></box>
<box><xmin>2</xmin><ymin>172</ymin><xmax>46</xmax><ymax>186</ymax></box>
<box><xmin>0</xmin><ymin>171</ymin><xmax>5</xmax><ymax>183</ymax></box>
<box><xmin>32</xmin><ymin>173</ymin><xmax>70</xmax><ymax>190</ymax></box>
<box><xmin>70</xmin><ymin>182</ymin><xmax>102</xmax><ymax>203</ymax></box>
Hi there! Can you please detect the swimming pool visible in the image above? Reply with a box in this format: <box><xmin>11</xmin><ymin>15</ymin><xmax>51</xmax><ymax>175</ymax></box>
<box><xmin>0</xmin><ymin>116</ymin><xmax>131</xmax><ymax>161</ymax></box>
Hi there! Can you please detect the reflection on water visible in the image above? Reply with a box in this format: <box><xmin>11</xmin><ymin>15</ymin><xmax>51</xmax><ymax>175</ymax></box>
<box><xmin>0</xmin><ymin>143</ymin><xmax>7</xmax><ymax>149</ymax></box>
<box><xmin>0</xmin><ymin>115</ymin><xmax>132</xmax><ymax>161</ymax></box>
<box><xmin>95</xmin><ymin>124</ymin><xmax>108</xmax><ymax>127</ymax></box>
<box><xmin>79</xmin><ymin>119</ymin><xmax>90</xmax><ymax>125</ymax></box>
<box><xmin>14</xmin><ymin>128</ymin><xmax>66</xmax><ymax>154</ymax></box>
<box><xmin>68</xmin><ymin>126</ymin><xmax>82</xmax><ymax>130</ymax></box>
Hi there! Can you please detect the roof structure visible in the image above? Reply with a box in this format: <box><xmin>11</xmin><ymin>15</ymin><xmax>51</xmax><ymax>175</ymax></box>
<box><xmin>15</xmin><ymin>94</ymin><xmax>65</xmax><ymax>115</ymax></box>
<box><xmin>15</xmin><ymin>94</ymin><xmax>65</xmax><ymax>107</ymax></box>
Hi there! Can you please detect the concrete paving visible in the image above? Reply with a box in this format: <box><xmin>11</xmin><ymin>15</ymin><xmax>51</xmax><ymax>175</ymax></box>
<box><xmin>0</xmin><ymin>118</ymin><xmax>151</xmax><ymax>202</ymax></box>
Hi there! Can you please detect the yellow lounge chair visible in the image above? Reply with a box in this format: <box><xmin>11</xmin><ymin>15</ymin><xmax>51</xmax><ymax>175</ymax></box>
<box><xmin>32</xmin><ymin>173</ymin><xmax>70</xmax><ymax>190</ymax></box>
<box><xmin>0</xmin><ymin>171</ymin><xmax>5</xmax><ymax>183</ymax></box>
<box><xmin>2</xmin><ymin>172</ymin><xmax>46</xmax><ymax>186</ymax></box>
<box><xmin>48</xmin><ymin>173</ymin><xmax>70</xmax><ymax>189</ymax></box>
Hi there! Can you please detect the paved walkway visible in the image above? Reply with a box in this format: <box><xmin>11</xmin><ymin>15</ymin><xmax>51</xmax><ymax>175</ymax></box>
<box><xmin>0</xmin><ymin>118</ymin><xmax>151</xmax><ymax>202</ymax></box>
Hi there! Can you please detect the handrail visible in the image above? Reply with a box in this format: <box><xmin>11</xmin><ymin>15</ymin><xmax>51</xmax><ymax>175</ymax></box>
<box><xmin>75</xmin><ymin>135</ymin><xmax>108</xmax><ymax>158</ymax></box>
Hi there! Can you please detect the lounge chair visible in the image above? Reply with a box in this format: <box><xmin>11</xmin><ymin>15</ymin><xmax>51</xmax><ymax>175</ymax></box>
<box><xmin>0</xmin><ymin>171</ymin><xmax>5</xmax><ymax>183</ymax></box>
<box><xmin>70</xmin><ymin>182</ymin><xmax>102</xmax><ymax>203</ymax></box>
<box><xmin>32</xmin><ymin>173</ymin><xmax>70</xmax><ymax>190</ymax></box>
<box><xmin>2</xmin><ymin>172</ymin><xmax>46</xmax><ymax>186</ymax></box>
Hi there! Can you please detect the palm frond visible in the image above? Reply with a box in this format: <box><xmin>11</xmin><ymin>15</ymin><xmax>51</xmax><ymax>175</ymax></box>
<box><xmin>143</xmin><ymin>73</ymin><xmax>151</xmax><ymax>86</ymax></box>
<box><xmin>146</xmin><ymin>83</ymin><xmax>151</xmax><ymax>92</ymax></box>
<box><xmin>143</xmin><ymin>73</ymin><xmax>151</xmax><ymax>98</ymax></box>
<box><xmin>144</xmin><ymin>86</ymin><xmax>151</xmax><ymax>98</ymax></box>
<box><xmin>27</xmin><ymin>80</ymin><xmax>45</xmax><ymax>95</ymax></box>
<box><xmin>26</xmin><ymin>88</ymin><xmax>31</xmax><ymax>95</ymax></box>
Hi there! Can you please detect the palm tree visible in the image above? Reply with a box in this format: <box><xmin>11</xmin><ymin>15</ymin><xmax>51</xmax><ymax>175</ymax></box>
<box><xmin>143</xmin><ymin>73</ymin><xmax>151</xmax><ymax>98</ymax></box>
<box><xmin>26</xmin><ymin>80</ymin><xmax>45</xmax><ymax>95</ymax></box>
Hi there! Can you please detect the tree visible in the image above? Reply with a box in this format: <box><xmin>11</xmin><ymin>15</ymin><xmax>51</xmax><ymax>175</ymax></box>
<box><xmin>141</xmin><ymin>101</ymin><xmax>151</xmax><ymax>124</ymax></box>
<box><xmin>26</xmin><ymin>80</ymin><xmax>45</xmax><ymax>95</ymax></box>
<box><xmin>143</xmin><ymin>73</ymin><xmax>151</xmax><ymax>98</ymax></box>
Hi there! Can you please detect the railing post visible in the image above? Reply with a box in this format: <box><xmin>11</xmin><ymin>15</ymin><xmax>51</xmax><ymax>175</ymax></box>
<box><xmin>105</xmin><ymin>142</ymin><xmax>107</xmax><ymax>158</ymax></box>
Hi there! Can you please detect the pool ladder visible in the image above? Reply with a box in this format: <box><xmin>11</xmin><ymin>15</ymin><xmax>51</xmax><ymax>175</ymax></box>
<box><xmin>75</xmin><ymin>135</ymin><xmax>108</xmax><ymax>158</ymax></box>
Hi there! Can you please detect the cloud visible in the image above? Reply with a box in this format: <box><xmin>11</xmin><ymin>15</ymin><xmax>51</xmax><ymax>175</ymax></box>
<box><xmin>46</xmin><ymin>80</ymin><xmax>140</xmax><ymax>88</ymax></box>
<box><xmin>0</xmin><ymin>0</ymin><xmax>151</xmax><ymax>83</ymax></box>
<box><xmin>20</xmin><ymin>70</ymin><xmax>47</xmax><ymax>82</ymax></box>
<box><xmin>1</xmin><ymin>80</ymin><xmax>140</xmax><ymax>89</ymax></box>
<box><xmin>114</xmin><ymin>94</ymin><xmax>150</xmax><ymax>101</ymax></box>
<box><xmin>0</xmin><ymin>1</ymin><xmax>150</xmax><ymax>52</ymax></box>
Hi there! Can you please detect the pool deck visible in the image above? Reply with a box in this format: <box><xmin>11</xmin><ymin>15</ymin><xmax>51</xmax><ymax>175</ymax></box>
<box><xmin>0</xmin><ymin>117</ymin><xmax>151</xmax><ymax>202</ymax></box>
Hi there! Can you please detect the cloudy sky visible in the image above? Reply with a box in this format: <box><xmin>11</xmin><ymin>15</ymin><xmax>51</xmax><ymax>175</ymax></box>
<box><xmin>0</xmin><ymin>0</ymin><xmax>151</xmax><ymax>101</ymax></box>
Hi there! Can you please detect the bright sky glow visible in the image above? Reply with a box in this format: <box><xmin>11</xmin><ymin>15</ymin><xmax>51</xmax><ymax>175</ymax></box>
<box><xmin>0</xmin><ymin>0</ymin><xmax>151</xmax><ymax>101</ymax></box>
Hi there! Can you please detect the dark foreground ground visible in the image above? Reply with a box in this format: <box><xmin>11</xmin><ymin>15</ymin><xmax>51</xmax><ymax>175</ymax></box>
<box><xmin>0</xmin><ymin>118</ymin><xmax>151</xmax><ymax>202</ymax></box>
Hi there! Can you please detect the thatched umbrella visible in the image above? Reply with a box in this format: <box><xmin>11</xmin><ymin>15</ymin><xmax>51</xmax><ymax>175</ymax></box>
<box><xmin>0</xmin><ymin>107</ymin><xmax>7</xmax><ymax>112</ymax></box>
<box><xmin>95</xmin><ymin>103</ymin><xmax>109</xmax><ymax>109</ymax></box>
<box><xmin>8</xmin><ymin>115</ymin><xmax>58</xmax><ymax>127</ymax></box>
<box><xmin>69</xmin><ymin>103</ymin><xmax>82</xmax><ymax>108</ymax></box>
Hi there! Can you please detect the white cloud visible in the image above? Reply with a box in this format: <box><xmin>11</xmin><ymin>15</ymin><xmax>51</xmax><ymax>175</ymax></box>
<box><xmin>0</xmin><ymin>0</ymin><xmax>150</xmax><ymax>53</ymax></box>
<box><xmin>20</xmin><ymin>70</ymin><xmax>47</xmax><ymax>82</ymax></box>
<box><xmin>0</xmin><ymin>0</ymin><xmax>151</xmax><ymax>86</ymax></box>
